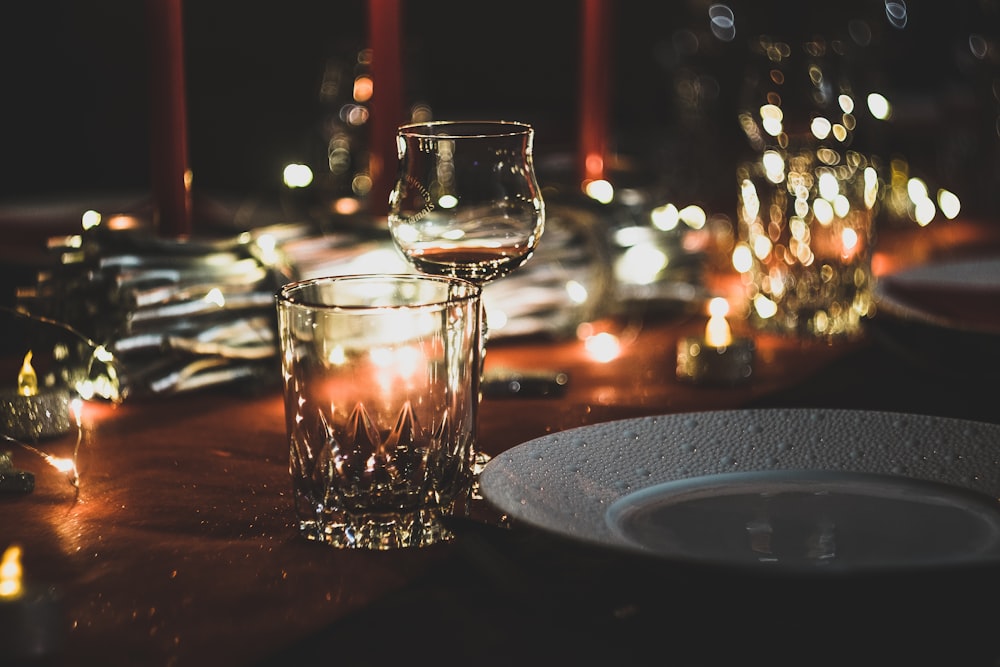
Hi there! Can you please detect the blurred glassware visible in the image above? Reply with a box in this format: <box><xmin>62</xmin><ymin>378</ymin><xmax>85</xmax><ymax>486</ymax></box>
<box><xmin>733</xmin><ymin>32</ymin><xmax>880</xmax><ymax>339</ymax></box>
<box><xmin>279</xmin><ymin>196</ymin><xmax>611</xmax><ymax>342</ymax></box>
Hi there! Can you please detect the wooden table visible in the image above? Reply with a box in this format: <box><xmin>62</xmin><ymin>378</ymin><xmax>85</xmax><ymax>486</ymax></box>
<box><xmin>2</xmin><ymin>220</ymin><xmax>999</xmax><ymax>666</ymax></box>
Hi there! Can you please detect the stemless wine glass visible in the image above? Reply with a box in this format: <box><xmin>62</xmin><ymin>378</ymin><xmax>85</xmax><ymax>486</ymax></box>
<box><xmin>388</xmin><ymin>120</ymin><xmax>545</xmax><ymax>476</ymax></box>
<box><xmin>388</xmin><ymin>120</ymin><xmax>545</xmax><ymax>283</ymax></box>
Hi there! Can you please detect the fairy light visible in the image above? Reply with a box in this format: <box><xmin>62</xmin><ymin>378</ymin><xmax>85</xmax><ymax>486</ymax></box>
<box><xmin>0</xmin><ymin>545</ymin><xmax>23</xmax><ymax>598</ymax></box>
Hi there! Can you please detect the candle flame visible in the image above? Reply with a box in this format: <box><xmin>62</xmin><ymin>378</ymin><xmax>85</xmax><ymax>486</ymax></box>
<box><xmin>45</xmin><ymin>455</ymin><xmax>77</xmax><ymax>476</ymax></box>
<box><xmin>705</xmin><ymin>298</ymin><xmax>733</xmax><ymax>348</ymax></box>
<box><xmin>584</xmin><ymin>332</ymin><xmax>622</xmax><ymax>363</ymax></box>
<box><xmin>17</xmin><ymin>351</ymin><xmax>38</xmax><ymax>397</ymax></box>
<box><xmin>705</xmin><ymin>316</ymin><xmax>732</xmax><ymax>348</ymax></box>
<box><xmin>0</xmin><ymin>545</ymin><xmax>23</xmax><ymax>598</ymax></box>
<box><xmin>8</xmin><ymin>440</ymin><xmax>80</xmax><ymax>490</ymax></box>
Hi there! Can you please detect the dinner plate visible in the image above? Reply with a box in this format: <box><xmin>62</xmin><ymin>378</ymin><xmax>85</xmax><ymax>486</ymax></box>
<box><xmin>875</xmin><ymin>255</ymin><xmax>1000</xmax><ymax>335</ymax></box>
<box><xmin>872</xmin><ymin>256</ymin><xmax>1000</xmax><ymax>378</ymax></box>
<box><xmin>478</xmin><ymin>408</ymin><xmax>1000</xmax><ymax>574</ymax></box>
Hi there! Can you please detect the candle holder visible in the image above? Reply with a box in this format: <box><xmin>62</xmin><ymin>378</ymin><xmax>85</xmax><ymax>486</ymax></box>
<box><xmin>676</xmin><ymin>298</ymin><xmax>755</xmax><ymax>386</ymax></box>
<box><xmin>0</xmin><ymin>390</ymin><xmax>71</xmax><ymax>443</ymax></box>
<box><xmin>0</xmin><ymin>353</ymin><xmax>71</xmax><ymax>442</ymax></box>
<box><xmin>676</xmin><ymin>335</ymin><xmax>754</xmax><ymax>386</ymax></box>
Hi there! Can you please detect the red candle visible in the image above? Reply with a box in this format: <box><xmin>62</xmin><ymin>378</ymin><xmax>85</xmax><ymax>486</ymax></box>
<box><xmin>367</xmin><ymin>0</ymin><xmax>404</xmax><ymax>220</ymax></box>
<box><xmin>578</xmin><ymin>0</ymin><xmax>613</xmax><ymax>185</ymax></box>
<box><xmin>146</xmin><ymin>0</ymin><xmax>192</xmax><ymax>239</ymax></box>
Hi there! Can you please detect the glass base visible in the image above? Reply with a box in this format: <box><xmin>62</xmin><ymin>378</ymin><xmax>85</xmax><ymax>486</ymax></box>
<box><xmin>298</xmin><ymin>508</ymin><xmax>454</xmax><ymax>549</ymax></box>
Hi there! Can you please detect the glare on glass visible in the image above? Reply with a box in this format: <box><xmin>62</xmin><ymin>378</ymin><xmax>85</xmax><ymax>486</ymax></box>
<box><xmin>276</xmin><ymin>274</ymin><xmax>482</xmax><ymax>549</ymax></box>
<box><xmin>388</xmin><ymin>120</ymin><xmax>545</xmax><ymax>285</ymax></box>
<box><xmin>388</xmin><ymin>121</ymin><xmax>545</xmax><ymax>478</ymax></box>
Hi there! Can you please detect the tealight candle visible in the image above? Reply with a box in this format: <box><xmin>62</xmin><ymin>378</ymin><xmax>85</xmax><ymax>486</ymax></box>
<box><xmin>0</xmin><ymin>352</ymin><xmax>71</xmax><ymax>441</ymax></box>
<box><xmin>676</xmin><ymin>298</ymin><xmax>754</xmax><ymax>386</ymax></box>
<box><xmin>0</xmin><ymin>545</ymin><xmax>65</xmax><ymax>661</ymax></box>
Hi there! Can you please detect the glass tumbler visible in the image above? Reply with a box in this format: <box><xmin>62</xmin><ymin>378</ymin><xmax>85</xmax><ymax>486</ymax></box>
<box><xmin>276</xmin><ymin>274</ymin><xmax>482</xmax><ymax>549</ymax></box>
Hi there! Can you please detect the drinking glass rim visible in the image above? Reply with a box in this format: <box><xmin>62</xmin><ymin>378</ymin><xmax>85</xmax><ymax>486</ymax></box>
<box><xmin>276</xmin><ymin>273</ymin><xmax>482</xmax><ymax>311</ymax></box>
<box><xmin>397</xmin><ymin>120</ymin><xmax>533</xmax><ymax>139</ymax></box>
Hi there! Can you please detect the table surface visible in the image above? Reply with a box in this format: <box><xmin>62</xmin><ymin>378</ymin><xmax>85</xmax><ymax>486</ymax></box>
<box><xmin>3</xmin><ymin>219</ymin><xmax>1000</xmax><ymax>666</ymax></box>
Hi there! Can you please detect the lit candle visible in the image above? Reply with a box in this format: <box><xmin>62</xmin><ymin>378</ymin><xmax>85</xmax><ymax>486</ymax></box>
<box><xmin>704</xmin><ymin>297</ymin><xmax>733</xmax><ymax>348</ymax></box>
<box><xmin>0</xmin><ymin>352</ymin><xmax>71</xmax><ymax>442</ymax></box>
<box><xmin>676</xmin><ymin>298</ymin><xmax>754</xmax><ymax>385</ymax></box>
<box><xmin>367</xmin><ymin>0</ymin><xmax>404</xmax><ymax>220</ymax></box>
<box><xmin>578</xmin><ymin>0</ymin><xmax>613</xmax><ymax>185</ymax></box>
<box><xmin>146</xmin><ymin>0</ymin><xmax>193</xmax><ymax>239</ymax></box>
<box><xmin>0</xmin><ymin>545</ymin><xmax>65</xmax><ymax>661</ymax></box>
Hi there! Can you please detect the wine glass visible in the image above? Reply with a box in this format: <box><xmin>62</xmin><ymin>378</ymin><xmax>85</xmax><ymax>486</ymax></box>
<box><xmin>387</xmin><ymin>120</ymin><xmax>546</xmax><ymax>476</ymax></box>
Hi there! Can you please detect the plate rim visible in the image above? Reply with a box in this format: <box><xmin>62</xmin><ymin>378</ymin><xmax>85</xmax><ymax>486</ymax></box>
<box><xmin>874</xmin><ymin>255</ymin><xmax>1000</xmax><ymax>335</ymax></box>
<box><xmin>479</xmin><ymin>407</ymin><xmax>1000</xmax><ymax>575</ymax></box>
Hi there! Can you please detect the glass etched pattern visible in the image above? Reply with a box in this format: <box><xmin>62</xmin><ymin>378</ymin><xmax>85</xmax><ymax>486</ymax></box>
<box><xmin>277</xmin><ymin>275</ymin><xmax>481</xmax><ymax>549</ymax></box>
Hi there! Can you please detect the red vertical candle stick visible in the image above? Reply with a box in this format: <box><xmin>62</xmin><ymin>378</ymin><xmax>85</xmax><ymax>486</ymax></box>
<box><xmin>578</xmin><ymin>0</ymin><xmax>613</xmax><ymax>185</ymax></box>
<box><xmin>367</xmin><ymin>0</ymin><xmax>404</xmax><ymax>220</ymax></box>
<box><xmin>146</xmin><ymin>0</ymin><xmax>192</xmax><ymax>239</ymax></box>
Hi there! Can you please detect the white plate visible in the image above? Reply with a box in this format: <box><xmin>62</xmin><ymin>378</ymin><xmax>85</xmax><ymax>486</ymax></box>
<box><xmin>479</xmin><ymin>408</ymin><xmax>1000</xmax><ymax>574</ymax></box>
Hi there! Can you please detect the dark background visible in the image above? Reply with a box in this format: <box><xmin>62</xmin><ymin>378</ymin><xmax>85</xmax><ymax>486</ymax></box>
<box><xmin>1</xmin><ymin>1</ymin><xmax>999</xmax><ymax>218</ymax></box>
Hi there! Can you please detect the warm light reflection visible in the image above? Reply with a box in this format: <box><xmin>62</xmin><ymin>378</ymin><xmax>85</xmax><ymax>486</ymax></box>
<box><xmin>914</xmin><ymin>198</ymin><xmax>936</xmax><ymax>226</ymax></box>
<box><xmin>938</xmin><ymin>189</ymin><xmax>961</xmax><ymax>219</ymax></box>
<box><xmin>106</xmin><ymin>215</ymin><xmax>143</xmax><ymax>231</ymax></box>
<box><xmin>760</xmin><ymin>104</ymin><xmax>783</xmax><ymax>136</ymax></box>
<box><xmin>617</xmin><ymin>244</ymin><xmax>667</xmax><ymax>285</ymax></box>
<box><xmin>565</xmin><ymin>280</ymin><xmax>589</xmax><ymax>304</ymax></box>
<box><xmin>811</xmin><ymin>117</ymin><xmax>832</xmax><ymax>140</ymax></box>
<box><xmin>704</xmin><ymin>298</ymin><xmax>733</xmax><ymax>348</ymax></box>
<box><xmin>371</xmin><ymin>346</ymin><xmax>422</xmax><ymax>391</ymax></box>
<box><xmin>81</xmin><ymin>209</ymin><xmax>102</xmax><ymax>230</ymax></box>
<box><xmin>584</xmin><ymin>179</ymin><xmax>614</xmax><ymax>204</ymax></box>
<box><xmin>907</xmin><ymin>177</ymin><xmax>928</xmax><ymax>202</ymax></box>
<box><xmin>8</xmin><ymin>437</ymin><xmax>79</xmax><ymax>491</ymax></box>
<box><xmin>283</xmin><ymin>163</ymin><xmax>314</xmax><ymax>188</ymax></box>
<box><xmin>651</xmin><ymin>203</ymin><xmax>679</xmax><ymax>231</ymax></box>
<box><xmin>333</xmin><ymin>197</ymin><xmax>362</xmax><ymax>215</ymax></box>
<box><xmin>0</xmin><ymin>545</ymin><xmax>23</xmax><ymax>598</ymax></box>
<box><xmin>327</xmin><ymin>345</ymin><xmax>347</xmax><ymax>366</ymax></box>
<box><xmin>867</xmin><ymin>93</ymin><xmax>891</xmax><ymax>120</ymax></box>
<box><xmin>18</xmin><ymin>351</ymin><xmax>38</xmax><ymax>397</ymax></box>
<box><xmin>254</xmin><ymin>233</ymin><xmax>282</xmax><ymax>266</ymax></box>
<box><xmin>737</xmin><ymin>140</ymin><xmax>877</xmax><ymax>337</ymax></box>
<box><xmin>204</xmin><ymin>288</ymin><xmax>226</xmax><ymax>308</ymax></box>
<box><xmin>353</xmin><ymin>75</ymin><xmax>373</xmax><ymax>103</ymax></box>
<box><xmin>678</xmin><ymin>205</ymin><xmax>706</xmax><ymax>229</ymax></box>
<box><xmin>753</xmin><ymin>294</ymin><xmax>778</xmax><ymax>319</ymax></box>
<box><xmin>584</xmin><ymin>332</ymin><xmax>621</xmax><ymax>363</ymax></box>
<box><xmin>732</xmin><ymin>244</ymin><xmax>753</xmax><ymax>273</ymax></box>
<box><xmin>351</xmin><ymin>174</ymin><xmax>372</xmax><ymax>197</ymax></box>
<box><xmin>487</xmin><ymin>307</ymin><xmax>509</xmax><ymax>330</ymax></box>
